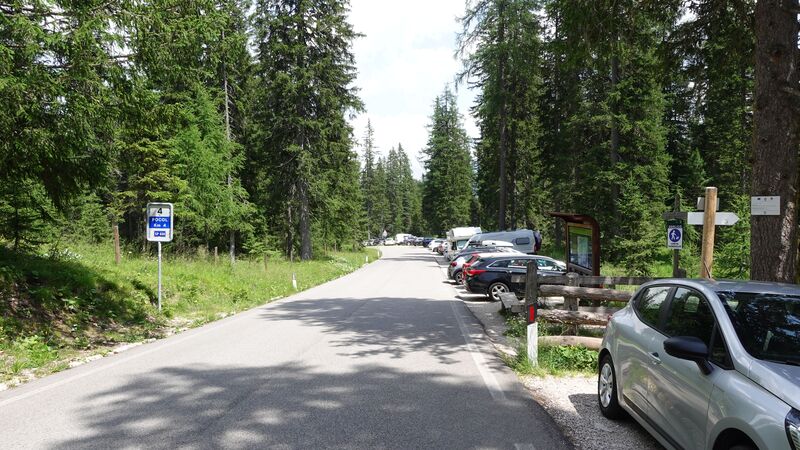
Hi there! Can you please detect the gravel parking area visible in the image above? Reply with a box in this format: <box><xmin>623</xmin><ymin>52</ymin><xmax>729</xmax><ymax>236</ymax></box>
<box><xmin>521</xmin><ymin>375</ymin><xmax>662</xmax><ymax>450</ymax></box>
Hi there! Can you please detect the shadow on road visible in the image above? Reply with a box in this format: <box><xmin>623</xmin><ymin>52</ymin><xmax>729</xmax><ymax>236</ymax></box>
<box><xmin>52</xmin><ymin>362</ymin><xmax>567</xmax><ymax>449</ymax></box>
<box><xmin>258</xmin><ymin>297</ymin><xmax>472</xmax><ymax>365</ymax></box>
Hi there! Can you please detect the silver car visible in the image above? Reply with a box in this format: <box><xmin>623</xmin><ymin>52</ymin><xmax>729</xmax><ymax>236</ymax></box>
<box><xmin>598</xmin><ymin>279</ymin><xmax>800</xmax><ymax>450</ymax></box>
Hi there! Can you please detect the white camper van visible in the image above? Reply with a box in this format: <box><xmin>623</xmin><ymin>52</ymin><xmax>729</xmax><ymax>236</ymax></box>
<box><xmin>445</xmin><ymin>226</ymin><xmax>482</xmax><ymax>261</ymax></box>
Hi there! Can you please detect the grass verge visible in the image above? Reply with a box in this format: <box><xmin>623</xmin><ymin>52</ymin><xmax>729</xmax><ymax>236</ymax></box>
<box><xmin>0</xmin><ymin>243</ymin><xmax>379</xmax><ymax>386</ymax></box>
<box><xmin>501</xmin><ymin>311</ymin><xmax>599</xmax><ymax>377</ymax></box>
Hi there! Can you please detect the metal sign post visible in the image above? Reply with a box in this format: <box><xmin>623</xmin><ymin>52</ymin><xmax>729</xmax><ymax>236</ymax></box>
<box><xmin>158</xmin><ymin>242</ymin><xmax>162</xmax><ymax>311</ymax></box>
<box><xmin>146</xmin><ymin>202</ymin><xmax>174</xmax><ymax>311</ymax></box>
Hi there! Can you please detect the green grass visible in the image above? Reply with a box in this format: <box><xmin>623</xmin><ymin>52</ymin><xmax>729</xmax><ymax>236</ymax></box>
<box><xmin>504</xmin><ymin>342</ymin><xmax>598</xmax><ymax>377</ymax></box>
<box><xmin>0</xmin><ymin>243</ymin><xmax>378</xmax><ymax>384</ymax></box>
<box><xmin>502</xmin><ymin>311</ymin><xmax>599</xmax><ymax>376</ymax></box>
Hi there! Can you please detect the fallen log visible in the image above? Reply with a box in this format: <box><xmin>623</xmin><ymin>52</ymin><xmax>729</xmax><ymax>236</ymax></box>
<box><xmin>539</xmin><ymin>335</ymin><xmax>603</xmax><ymax>350</ymax></box>
<box><xmin>538</xmin><ymin>309</ymin><xmax>611</xmax><ymax>326</ymax></box>
<box><xmin>538</xmin><ymin>285</ymin><xmax>632</xmax><ymax>303</ymax></box>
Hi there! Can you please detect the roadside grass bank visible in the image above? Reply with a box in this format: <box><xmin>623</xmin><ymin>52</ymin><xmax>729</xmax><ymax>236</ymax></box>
<box><xmin>502</xmin><ymin>311</ymin><xmax>598</xmax><ymax>377</ymax></box>
<box><xmin>0</xmin><ymin>243</ymin><xmax>379</xmax><ymax>387</ymax></box>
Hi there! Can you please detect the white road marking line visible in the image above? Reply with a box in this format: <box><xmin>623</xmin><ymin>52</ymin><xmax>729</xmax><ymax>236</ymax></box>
<box><xmin>449</xmin><ymin>300</ymin><xmax>507</xmax><ymax>402</ymax></box>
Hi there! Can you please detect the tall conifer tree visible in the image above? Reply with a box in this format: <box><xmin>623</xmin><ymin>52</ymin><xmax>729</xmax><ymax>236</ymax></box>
<box><xmin>250</xmin><ymin>0</ymin><xmax>363</xmax><ymax>259</ymax></box>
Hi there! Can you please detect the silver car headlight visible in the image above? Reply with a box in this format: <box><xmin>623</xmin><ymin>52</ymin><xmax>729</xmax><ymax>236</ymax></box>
<box><xmin>787</xmin><ymin>409</ymin><xmax>800</xmax><ymax>450</ymax></box>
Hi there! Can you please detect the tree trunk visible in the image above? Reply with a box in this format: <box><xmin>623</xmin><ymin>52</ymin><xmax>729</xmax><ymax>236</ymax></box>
<box><xmin>298</xmin><ymin>179</ymin><xmax>312</xmax><ymax>260</ymax></box>
<box><xmin>609</xmin><ymin>54</ymin><xmax>621</xmax><ymax>250</ymax></box>
<box><xmin>222</xmin><ymin>29</ymin><xmax>236</xmax><ymax>265</ymax></box>
<box><xmin>750</xmin><ymin>0</ymin><xmax>799</xmax><ymax>282</ymax></box>
<box><xmin>287</xmin><ymin>184</ymin><xmax>294</xmax><ymax>261</ymax></box>
<box><xmin>497</xmin><ymin>1</ymin><xmax>508</xmax><ymax>231</ymax></box>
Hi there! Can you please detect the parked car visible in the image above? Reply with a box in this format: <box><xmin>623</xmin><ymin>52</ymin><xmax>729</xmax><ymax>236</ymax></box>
<box><xmin>445</xmin><ymin>226</ymin><xmax>483</xmax><ymax>261</ymax></box>
<box><xmin>422</xmin><ymin>237</ymin><xmax>435</xmax><ymax>247</ymax></box>
<box><xmin>598</xmin><ymin>279</ymin><xmax>800</xmax><ymax>450</ymax></box>
<box><xmin>383</xmin><ymin>238</ymin><xmax>396</xmax><ymax>246</ymax></box>
<box><xmin>463</xmin><ymin>255</ymin><xmax>566</xmax><ymax>300</ymax></box>
<box><xmin>448</xmin><ymin>247</ymin><xmax>520</xmax><ymax>283</ymax></box>
<box><xmin>465</xmin><ymin>229</ymin><xmax>542</xmax><ymax>255</ymax></box>
<box><xmin>428</xmin><ymin>238</ymin><xmax>444</xmax><ymax>251</ymax></box>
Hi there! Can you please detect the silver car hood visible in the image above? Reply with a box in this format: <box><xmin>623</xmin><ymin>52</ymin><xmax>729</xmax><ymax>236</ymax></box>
<box><xmin>747</xmin><ymin>359</ymin><xmax>800</xmax><ymax>411</ymax></box>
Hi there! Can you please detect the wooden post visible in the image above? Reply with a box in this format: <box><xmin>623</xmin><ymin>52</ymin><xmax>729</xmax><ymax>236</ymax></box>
<box><xmin>263</xmin><ymin>254</ymin><xmax>269</xmax><ymax>272</ymax></box>
<box><xmin>525</xmin><ymin>261</ymin><xmax>539</xmax><ymax>366</ymax></box>
<box><xmin>113</xmin><ymin>224</ymin><xmax>121</xmax><ymax>265</ymax></box>
<box><xmin>525</xmin><ymin>260</ymin><xmax>539</xmax><ymax>308</ymax></box>
<box><xmin>700</xmin><ymin>186</ymin><xmax>718</xmax><ymax>278</ymax></box>
<box><xmin>565</xmin><ymin>272</ymin><xmax>580</xmax><ymax>335</ymax></box>
<box><xmin>214</xmin><ymin>246</ymin><xmax>219</xmax><ymax>264</ymax></box>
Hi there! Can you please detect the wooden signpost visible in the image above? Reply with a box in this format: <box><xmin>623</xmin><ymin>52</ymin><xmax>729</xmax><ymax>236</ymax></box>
<box><xmin>662</xmin><ymin>187</ymin><xmax>739</xmax><ymax>279</ymax></box>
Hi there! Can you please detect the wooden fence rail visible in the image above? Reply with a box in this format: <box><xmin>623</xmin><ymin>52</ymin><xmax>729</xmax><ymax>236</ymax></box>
<box><xmin>508</xmin><ymin>262</ymin><xmax>663</xmax><ymax>350</ymax></box>
<box><xmin>537</xmin><ymin>285</ymin><xmax>633</xmax><ymax>303</ymax></box>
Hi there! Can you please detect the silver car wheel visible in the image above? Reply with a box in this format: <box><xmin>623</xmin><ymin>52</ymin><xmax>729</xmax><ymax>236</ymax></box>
<box><xmin>454</xmin><ymin>271</ymin><xmax>463</xmax><ymax>283</ymax></box>
<box><xmin>489</xmin><ymin>283</ymin><xmax>508</xmax><ymax>300</ymax></box>
<box><xmin>599</xmin><ymin>362</ymin><xmax>614</xmax><ymax>408</ymax></box>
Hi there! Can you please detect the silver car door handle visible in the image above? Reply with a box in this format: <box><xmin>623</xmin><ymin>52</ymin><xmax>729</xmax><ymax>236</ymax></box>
<box><xmin>649</xmin><ymin>352</ymin><xmax>661</xmax><ymax>365</ymax></box>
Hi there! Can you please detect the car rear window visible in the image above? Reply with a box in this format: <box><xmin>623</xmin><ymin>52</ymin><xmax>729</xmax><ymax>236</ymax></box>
<box><xmin>488</xmin><ymin>259</ymin><xmax>510</xmax><ymax>268</ymax></box>
<box><xmin>717</xmin><ymin>291</ymin><xmax>800</xmax><ymax>364</ymax></box>
<box><xmin>514</xmin><ymin>237</ymin><xmax>530</xmax><ymax>245</ymax></box>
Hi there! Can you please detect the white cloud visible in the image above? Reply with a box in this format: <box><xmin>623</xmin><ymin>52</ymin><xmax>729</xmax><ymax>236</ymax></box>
<box><xmin>348</xmin><ymin>0</ymin><xmax>479</xmax><ymax>179</ymax></box>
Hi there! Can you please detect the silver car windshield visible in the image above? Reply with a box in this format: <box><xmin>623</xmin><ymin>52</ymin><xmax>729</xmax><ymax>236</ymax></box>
<box><xmin>717</xmin><ymin>291</ymin><xmax>800</xmax><ymax>365</ymax></box>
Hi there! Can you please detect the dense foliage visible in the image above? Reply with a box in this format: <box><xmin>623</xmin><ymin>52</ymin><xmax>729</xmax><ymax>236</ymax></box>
<box><xmin>0</xmin><ymin>0</ymin><xmax>796</xmax><ymax>278</ymax></box>
<box><xmin>454</xmin><ymin>0</ymin><xmax>798</xmax><ymax>277</ymax></box>
<box><xmin>0</xmin><ymin>0</ymin><xmax>365</xmax><ymax>261</ymax></box>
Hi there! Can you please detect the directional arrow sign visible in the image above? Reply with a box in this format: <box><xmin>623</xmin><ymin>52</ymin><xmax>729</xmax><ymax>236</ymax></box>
<box><xmin>687</xmin><ymin>212</ymin><xmax>739</xmax><ymax>226</ymax></box>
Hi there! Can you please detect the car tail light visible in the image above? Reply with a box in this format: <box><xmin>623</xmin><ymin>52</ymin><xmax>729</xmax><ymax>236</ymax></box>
<box><xmin>465</xmin><ymin>268</ymin><xmax>486</xmax><ymax>276</ymax></box>
<box><xmin>450</xmin><ymin>261</ymin><xmax>457</xmax><ymax>267</ymax></box>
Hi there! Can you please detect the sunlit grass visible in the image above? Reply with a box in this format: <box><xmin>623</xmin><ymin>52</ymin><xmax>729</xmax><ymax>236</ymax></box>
<box><xmin>0</xmin><ymin>243</ymin><xmax>378</xmax><ymax>383</ymax></box>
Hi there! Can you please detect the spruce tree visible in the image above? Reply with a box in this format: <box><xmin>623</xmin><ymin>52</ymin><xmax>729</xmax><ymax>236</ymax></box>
<box><xmin>360</xmin><ymin>120</ymin><xmax>379</xmax><ymax>237</ymax></box>
<box><xmin>0</xmin><ymin>1</ymin><xmax>119</xmax><ymax>244</ymax></box>
<box><xmin>458</xmin><ymin>0</ymin><xmax>544</xmax><ymax>230</ymax></box>
<box><xmin>250</xmin><ymin>0</ymin><xmax>363</xmax><ymax>259</ymax></box>
<box><xmin>421</xmin><ymin>87</ymin><xmax>474</xmax><ymax>235</ymax></box>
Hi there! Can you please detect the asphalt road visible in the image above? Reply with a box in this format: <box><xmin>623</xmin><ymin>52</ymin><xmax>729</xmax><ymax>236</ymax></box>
<box><xmin>0</xmin><ymin>246</ymin><xmax>570</xmax><ymax>449</ymax></box>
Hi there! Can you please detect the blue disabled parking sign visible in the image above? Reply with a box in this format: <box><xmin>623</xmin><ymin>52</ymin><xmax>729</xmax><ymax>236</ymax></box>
<box><xmin>667</xmin><ymin>224</ymin><xmax>683</xmax><ymax>250</ymax></box>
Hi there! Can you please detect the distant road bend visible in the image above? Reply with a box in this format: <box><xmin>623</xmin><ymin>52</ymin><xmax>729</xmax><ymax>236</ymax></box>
<box><xmin>0</xmin><ymin>245</ymin><xmax>570</xmax><ymax>449</ymax></box>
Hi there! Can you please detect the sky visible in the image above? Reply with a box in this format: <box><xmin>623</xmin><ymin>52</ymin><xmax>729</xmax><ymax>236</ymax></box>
<box><xmin>347</xmin><ymin>0</ymin><xmax>478</xmax><ymax>179</ymax></box>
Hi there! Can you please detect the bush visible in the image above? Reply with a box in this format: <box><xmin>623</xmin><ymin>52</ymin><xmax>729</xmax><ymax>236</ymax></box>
<box><xmin>506</xmin><ymin>342</ymin><xmax>598</xmax><ymax>376</ymax></box>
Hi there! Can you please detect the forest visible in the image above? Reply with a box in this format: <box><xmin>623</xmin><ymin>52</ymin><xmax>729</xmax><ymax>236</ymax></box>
<box><xmin>1</xmin><ymin>0</ymin><xmax>798</xmax><ymax>280</ymax></box>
